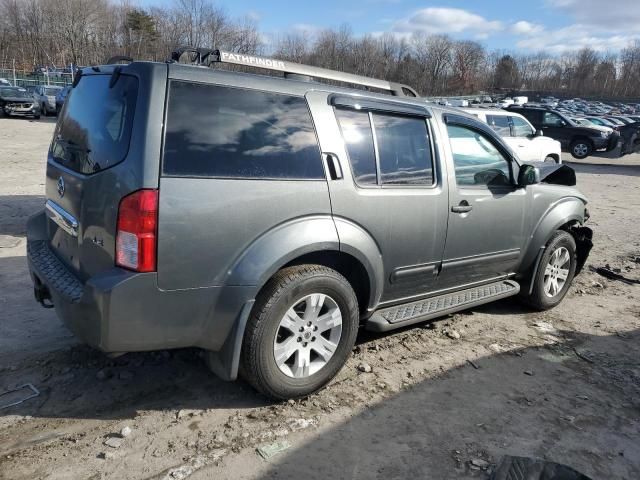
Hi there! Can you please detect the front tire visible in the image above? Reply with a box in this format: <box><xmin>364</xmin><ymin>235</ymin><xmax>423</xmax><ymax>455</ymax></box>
<box><xmin>521</xmin><ymin>230</ymin><xmax>577</xmax><ymax>311</ymax></box>
<box><xmin>544</xmin><ymin>155</ymin><xmax>558</xmax><ymax>163</ymax></box>
<box><xmin>241</xmin><ymin>265</ymin><xmax>359</xmax><ymax>400</ymax></box>
<box><xmin>570</xmin><ymin>139</ymin><xmax>592</xmax><ymax>159</ymax></box>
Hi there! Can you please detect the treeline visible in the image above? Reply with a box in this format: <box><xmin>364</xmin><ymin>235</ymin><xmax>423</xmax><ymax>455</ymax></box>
<box><xmin>2</xmin><ymin>0</ymin><xmax>640</xmax><ymax>98</ymax></box>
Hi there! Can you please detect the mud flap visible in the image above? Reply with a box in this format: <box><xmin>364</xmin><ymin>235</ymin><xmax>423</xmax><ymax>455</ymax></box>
<box><xmin>204</xmin><ymin>300</ymin><xmax>255</xmax><ymax>381</ymax></box>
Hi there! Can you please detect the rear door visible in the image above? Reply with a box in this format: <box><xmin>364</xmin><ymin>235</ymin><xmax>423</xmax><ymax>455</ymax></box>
<box><xmin>45</xmin><ymin>73</ymin><xmax>140</xmax><ymax>280</ymax></box>
<box><xmin>307</xmin><ymin>92</ymin><xmax>449</xmax><ymax>303</ymax></box>
<box><xmin>44</xmin><ymin>64</ymin><xmax>166</xmax><ymax>281</ymax></box>
<box><xmin>437</xmin><ymin>113</ymin><xmax>528</xmax><ymax>288</ymax></box>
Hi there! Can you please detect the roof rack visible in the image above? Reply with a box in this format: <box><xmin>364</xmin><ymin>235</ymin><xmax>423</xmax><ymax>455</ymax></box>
<box><xmin>169</xmin><ymin>47</ymin><xmax>419</xmax><ymax>98</ymax></box>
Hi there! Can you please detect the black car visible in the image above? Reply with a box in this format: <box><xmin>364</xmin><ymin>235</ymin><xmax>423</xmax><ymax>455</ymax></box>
<box><xmin>507</xmin><ymin>105</ymin><xmax>618</xmax><ymax>159</ymax></box>
<box><xmin>0</xmin><ymin>86</ymin><xmax>40</xmax><ymax>119</ymax></box>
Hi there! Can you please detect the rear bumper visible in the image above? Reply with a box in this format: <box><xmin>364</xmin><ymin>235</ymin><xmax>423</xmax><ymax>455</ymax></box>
<box><xmin>26</xmin><ymin>211</ymin><xmax>254</xmax><ymax>353</ymax></box>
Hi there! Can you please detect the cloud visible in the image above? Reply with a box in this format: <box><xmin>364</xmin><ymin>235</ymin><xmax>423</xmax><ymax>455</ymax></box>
<box><xmin>514</xmin><ymin>23</ymin><xmax>640</xmax><ymax>53</ymax></box>
<box><xmin>546</xmin><ymin>0</ymin><xmax>640</xmax><ymax>31</ymax></box>
<box><xmin>392</xmin><ymin>7</ymin><xmax>502</xmax><ymax>36</ymax></box>
<box><xmin>510</xmin><ymin>21</ymin><xmax>544</xmax><ymax>35</ymax></box>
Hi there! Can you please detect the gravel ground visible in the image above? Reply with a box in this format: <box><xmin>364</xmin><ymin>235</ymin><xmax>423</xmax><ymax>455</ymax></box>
<box><xmin>0</xmin><ymin>117</ymin><xmax>639</xmax><ymax>480</ymax></box>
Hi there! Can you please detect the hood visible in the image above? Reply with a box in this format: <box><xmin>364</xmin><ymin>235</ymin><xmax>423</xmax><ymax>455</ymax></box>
<box><xmin>575</xmin><ymin>125</ymin><xmax>606</xmax><ymax>136</ymax></box>
<box><xmin>1</xmin><ymin>96</ymin><xmax>34</xmax><ymax>103</ymax></box>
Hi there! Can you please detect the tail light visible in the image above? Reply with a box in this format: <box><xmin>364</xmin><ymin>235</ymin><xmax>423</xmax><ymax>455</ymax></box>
<box><xmin>116</xmin><ymin>189</ymin><xmax>158</xmax><ymax>272</ymax></box>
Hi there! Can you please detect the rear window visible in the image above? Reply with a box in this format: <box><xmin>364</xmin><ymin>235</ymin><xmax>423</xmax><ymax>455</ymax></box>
<box><xmin>50</xmin><ymin>75</ymin><xmax>138</xmax><ymax>174</ymax></box>
<box><xmin>162</xmin><ymin>82</ymin><xmax>323</xmax><ymax>179</ymax></box>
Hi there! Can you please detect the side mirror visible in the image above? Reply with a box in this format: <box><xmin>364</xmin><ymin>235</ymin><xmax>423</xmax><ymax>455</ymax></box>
<box><xmin>535</xmin><ymin>129</ymin><xmax>544</xmax><ymax>137</ymax></box>
<box><xmin>517</xmin><ymin>164</ymin><xmax>540</xmax><ymax>186</ymax></box>
<box><xmin>560</xmin><ymin>120</ymin><xmax>567</xmax><ymax>127</ymax></box>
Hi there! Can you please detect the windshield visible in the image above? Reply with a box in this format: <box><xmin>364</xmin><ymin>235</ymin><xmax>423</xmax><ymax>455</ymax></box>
<box><xmin>0</xmin><ymin>88</ymin><xmax>29</xmax><ymax>98</ymax></box>
<box><xmin>50</xmin><ymin>74</ymin><xmax>138</xmax><ymax>174</ymax></box>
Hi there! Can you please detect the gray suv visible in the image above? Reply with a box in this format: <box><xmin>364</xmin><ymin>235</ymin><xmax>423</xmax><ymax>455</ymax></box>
<box><xmin>27</xmin><ymin>49</ymin><xmax>592</xmax><ymax>399</ymax></box>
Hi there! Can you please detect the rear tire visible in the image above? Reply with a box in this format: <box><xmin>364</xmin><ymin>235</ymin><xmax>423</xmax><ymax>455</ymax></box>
<box><xmin>570</xmin><ymin>139</ymin><xmax>592</xmax><ymax>159</ymax></box>
<box><xmin>520</xmin><ymin>230</ymin><xmax>577</xmax><ymax>311</ymax></box>
<box><xmin>544</xmin><ymin>155</ymin><xmax>558</xmax><ymax>163</ymax></box>
<box><xmin>240</xmin><ymin>265</ymin><xmax>359</xmax><ymax>400</ymax></box>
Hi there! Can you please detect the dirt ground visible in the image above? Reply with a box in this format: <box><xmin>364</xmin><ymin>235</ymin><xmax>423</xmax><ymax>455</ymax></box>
<box><xmin>1</xmin><ymin>117</ymin><xmax>639</xmax><ymax>480</ymax></box>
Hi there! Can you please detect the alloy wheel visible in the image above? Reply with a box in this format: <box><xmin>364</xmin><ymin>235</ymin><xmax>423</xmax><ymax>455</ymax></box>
<box><xmin>543</xmin><ymin>246</ymin><xmax>571</xmax><ymax>297</ymax></box>
<box><xmin>273</xmin><ymin>293</ymin><xmax>342</xmax><ymax>378</ymax></box>
<box><xmin>573</xmin><ymin>143</ymin><xmax>588</xmax><ymax>157</ymax></box>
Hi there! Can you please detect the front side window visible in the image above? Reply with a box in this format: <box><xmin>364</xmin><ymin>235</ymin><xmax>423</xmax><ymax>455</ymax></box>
<box><xmin>511</xmin><ymin>116</ymin><xmax>535</xmax><ymax>137</ymax></box>
<box><xmin>446</xmin><ymin>124</ymin><xmax>512</xmax><ymax>187</ymax></box>
<box><xmin>372</xmin><ymin>113</ymin><xmax>433</xmax><ymax>185</ymax></box>
<box><xmin>163</xmin><ymin>82</ymin><xmax>323</xmax><ymax>179</ymax></box>
<box><xmin>542</xmin><ymin>112</ymin><xmax>565</xmax><ymax>127</ymax></box>
<box><xmin>486</xmin><ymin>115</ymin><xmax>511</xmax><ymax>136</ymax></box>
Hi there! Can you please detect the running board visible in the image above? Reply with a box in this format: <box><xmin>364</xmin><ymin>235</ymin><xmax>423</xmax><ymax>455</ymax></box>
<box><xmin>366</xmin><ymin>280</ymin><xmax>520</xmax><ymax>332</ymax></box>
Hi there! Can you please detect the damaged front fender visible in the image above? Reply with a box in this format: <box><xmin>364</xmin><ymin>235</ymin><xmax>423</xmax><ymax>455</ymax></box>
<box><xmin>538</xmin><ymin>163</ymin><xmax>577</xmax><ymax>187</ymax></box>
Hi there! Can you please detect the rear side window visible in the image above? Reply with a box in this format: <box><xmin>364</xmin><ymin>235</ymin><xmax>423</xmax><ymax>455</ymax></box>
<box><xmin>163</xmin><ymin>82</ymin><xmax>323</xmax><ymax>179</ymax></box>
<box><xmin>50</xmin><ymin>75</ymin><xmax>138</xmax><ymax>174</ymax></box>
<box><xmin>485</xmin><ymin>115</ymin><xmax>511</xmax><ymax>136</ymax></box>
<box><xmin>334</xmin><ymin>109</ymin><xmax>377</xmax><ymax>185</ymax></box>
<box><xmin>372</xmin><ymin>113</ymin><xmax>433</xmax><ymax>185</ymax></box>
<box><xmin>335</xmin><ymin>108</ymin><xmax>433</xmax><ymax>187</ymax></box>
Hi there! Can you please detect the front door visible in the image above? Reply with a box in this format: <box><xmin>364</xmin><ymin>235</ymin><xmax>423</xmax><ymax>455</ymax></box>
<box><xmin>438</xmin><ymin>114</ymin><xmax>528</xmax><ymax>289</ymax></box>
<box><xmin>540</xmin><ymin>111</ymin><xmax>571</xmax><ymax>149</ymax></box>
<box><xmin>306</xmin><ymin>91</ymin><xmax>449</xmax><ymax>305</ymax></box>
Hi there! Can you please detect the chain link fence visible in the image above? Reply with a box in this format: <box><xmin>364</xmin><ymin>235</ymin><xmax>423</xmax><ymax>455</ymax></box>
<box><xmin>0</xmin><ymin>61</ymin><xmax>73</xmax><ymax>88</ymax></box>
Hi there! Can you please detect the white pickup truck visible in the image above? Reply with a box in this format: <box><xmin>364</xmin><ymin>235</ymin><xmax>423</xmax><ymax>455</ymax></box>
<box><xmin>462</xmin><ymin>108</ymin><xmax>562</xmax><ymax>164</ymax></box>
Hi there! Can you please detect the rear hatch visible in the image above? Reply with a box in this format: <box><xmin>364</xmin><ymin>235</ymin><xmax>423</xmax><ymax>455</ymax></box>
<box><xmin>45</xmin><ymin>72</ymin><xmax>140</xmax><ymax>281</ymax></box>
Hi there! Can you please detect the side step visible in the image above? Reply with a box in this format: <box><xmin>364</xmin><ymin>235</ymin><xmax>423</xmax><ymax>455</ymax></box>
<box><xmin>366</xmin><ymin>280</ymin><xmax>520</xmax><ymax>332</ymax></box>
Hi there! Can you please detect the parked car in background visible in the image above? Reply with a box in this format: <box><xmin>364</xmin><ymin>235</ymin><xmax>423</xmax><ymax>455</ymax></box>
<box><xmin>464</xmin><ymin>108</ymin><xmax>562</xmax><ymax>163</ymax></box>
<box><xmin>0</xmin><ymin>86</ymin><xmax>40</xmax><ymax>118</ymax></box>
<box><xmin>0</xmin><ymin>78</ymin><xmax>12</xmax><ymax>87</ymax></box>
<box><xmin>26</xmin><ymin>53</ymin><xmax>592</xmax><ymax>399</ymax></box>
<box><xmin>33</xmin><ymin>85</ymin><xmax>63</xmax><ymax>116</ymax></box>
<box><xmin>507</xmin><ymin>105</ymin><xmax>618</xmax><ymax>158</ymax></box>
<box><xmin>583</xmin><ymin>117</ymin><xmax>619</xmax><ymax>129</ymax></box>
<box><xmin>571</xmin><ymin>117</ymin><xmax>614</xmax><ymax>135</ymax></box>
<box><xmin>55</xmin><ymin>86</ymin><xmax>71</xmax><ymax>115</ymax></box>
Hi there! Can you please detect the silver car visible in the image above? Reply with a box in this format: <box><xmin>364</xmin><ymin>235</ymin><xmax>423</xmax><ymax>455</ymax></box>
<box><xmin>27</xmin><ymin>50</ymin><xmax>593</xmax><ymax>399</ymax></box>
<box><xmin>33</xmin><ymin>85</ymin><xmax>63</xmax><ymax>116</ymax></box>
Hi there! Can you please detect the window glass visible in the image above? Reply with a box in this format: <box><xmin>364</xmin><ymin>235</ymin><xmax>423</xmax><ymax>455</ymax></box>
<box><xmin>372</xmin><ymin>113</ymin><xmax>433</xmax><ymax>185</ymax></box>
<box><xmin>511</xmin><ymin>116</ymin><xmax>535</xmax><ymax>137</ymax></box>
<box><xmin>335</xmin><ymin>109</ymin><xmax>377</xmax><ymax>185</ymax></box>
<box><xmin>163</xmin><ymin>82</ymin><xmax>323</xmax><ymax>179</ymax></box>
<box><xmin>542</xmin><ymin>112</ymin><xmax>565</xmax><ymax>127</ymax></box>
<box><xmin>50</xmin><ymin>75</ymin><xmax>138</xmax><ymax>174</ymax></box>
<box><xmin>486</xmin><ymin>115</ymin><xmax>511</xmax><ymax>136</ymax></box>
<box><xmin>446</xmin><ymin>124</ymin><xmax>511</xmax><ymax>187</ymax></box>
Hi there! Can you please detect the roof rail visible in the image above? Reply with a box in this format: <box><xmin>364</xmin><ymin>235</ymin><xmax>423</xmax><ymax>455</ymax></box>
<box><xmin>169</xmin><ymin>46</ymin><xmax>419</xmax><ymax>98</ymax></box>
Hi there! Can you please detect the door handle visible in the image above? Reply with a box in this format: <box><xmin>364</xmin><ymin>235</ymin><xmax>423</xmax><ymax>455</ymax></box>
<box><xmin>451</xmin><ymin>201</ymin><xmax>472</xmax><ymax>214</ymax></box>
<box><xmin>324</xmin><ymin>153</ymin><xmax>343</xmax><ymax>180</ymax></box>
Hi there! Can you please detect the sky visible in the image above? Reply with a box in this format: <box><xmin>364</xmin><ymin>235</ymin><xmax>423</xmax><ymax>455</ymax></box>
<box><xmin>147</xmin><ymin>0</ymin><xmax>640</xmax><ymax>54</ymax></box>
